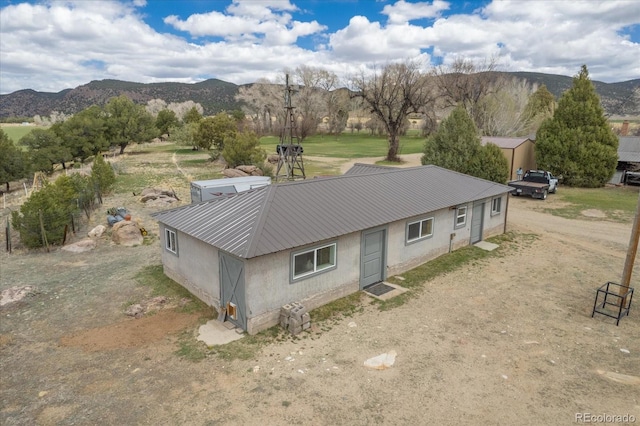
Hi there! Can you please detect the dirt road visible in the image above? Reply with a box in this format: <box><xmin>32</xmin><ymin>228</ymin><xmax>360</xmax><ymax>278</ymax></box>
<box><xmin>1</xmin><ymin>182</ymin><xmax>639</xmax><ymax>425</ymax></box>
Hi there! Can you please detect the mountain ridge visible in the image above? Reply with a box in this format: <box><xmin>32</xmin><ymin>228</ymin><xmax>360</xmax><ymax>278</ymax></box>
<box><xmin>1</xmin><ymin>73</ymin><xmax>638</xmax><ymax>118</ymax></box>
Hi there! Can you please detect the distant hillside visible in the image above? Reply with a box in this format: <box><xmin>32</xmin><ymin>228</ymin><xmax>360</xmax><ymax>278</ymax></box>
<box><xmin>506</xmin><ymin>72</ymin><xmax>639</xmax><ymax>116</ymax></box>
<box><xmin>0</xmin><ymin>79</ymin><xmax>241</xmax><ymax>118</ymax></box>
<box><xmin>0</xmin><ymin>73</ymin><xmax>638</xmax><ymax>119</ymax></box>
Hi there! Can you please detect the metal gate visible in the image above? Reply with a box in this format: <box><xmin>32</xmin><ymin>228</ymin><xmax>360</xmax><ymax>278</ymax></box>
<box><xmin>219</xmin><ymin>252</ymin><xmax>246</xmax><ymax>330</ymax></box>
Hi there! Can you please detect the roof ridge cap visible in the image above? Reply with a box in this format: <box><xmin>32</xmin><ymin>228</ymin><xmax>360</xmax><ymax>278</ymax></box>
<box><xmin>245</xmin><ymin>185</ymin><xmax>277</xmax><ymax>258</ymax></box>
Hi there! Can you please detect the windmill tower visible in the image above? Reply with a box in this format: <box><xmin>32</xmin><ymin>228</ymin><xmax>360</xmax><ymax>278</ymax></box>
<box><xmin>275</xmin><ymin>74</ymin><xmax>305</xmax><ymax>182</ymax></box>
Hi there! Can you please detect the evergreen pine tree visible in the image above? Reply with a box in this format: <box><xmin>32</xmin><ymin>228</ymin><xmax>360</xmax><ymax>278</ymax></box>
<box><xmin>422</xmin><ymin>106</ymin><xmax>509</xmax><ymax>183</ymax></box>
<box><xmin>535</xmin><ymin>65</ymin><xmax>618</xmax><ymax>187</ymax></box>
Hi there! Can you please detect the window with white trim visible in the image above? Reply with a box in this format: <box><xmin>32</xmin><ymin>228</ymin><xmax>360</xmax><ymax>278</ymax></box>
<box><xmin>491</xmin><ymin>197</ymin><xmax>502</xmax><ymax>215</ymax></box>
<box><xmin>406</xmin><ymin>217</ymin><xmax>434</xmax><ymax>243</ymax></box>
<box><xmin>292</xmin><ymin>243</ymin><xmax>336</xmax><ymax>280</ymax></box>
<box><xmin>165</xmin><ymin>228</ymin><xmax>177</xmax><ymax>254</ymax></box>
<box><xmin>455</xmin><ymin>206</ymin><xmax>467</xmax><ymax>228</ymax></box>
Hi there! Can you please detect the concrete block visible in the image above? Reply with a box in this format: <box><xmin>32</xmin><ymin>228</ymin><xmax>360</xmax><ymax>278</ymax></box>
<box><xmin>301</xmin><ymin>312</ymin><xmax>310</xmax><ymax>323</ymax></box>
<box><xmin>302</xmin><ymin>321</ymin><xmax>311</xmax><ymax>331</ymax></box>
<box><xmin>279</xmin><ymin>314</ymin><xmax>289</xmax><ymax>327</ymax></box>
<box><xmin>281</xmin><ymin>304</ymin><xmax>293</xmax><ymax>316</ymax></box>
<box><xmin>289</xmin><ymin>326</ymin><xmax>302</xmax><ymax>335</ymax></box>
<box><xmin>289</xmin><ymin>317</ymin><xmax>301</xmax><ymax>329</ymax></box>
<box><xmin>291</xmin><ymin>306</ymin><xmax>307</xmax><ymax>322</ymax></box>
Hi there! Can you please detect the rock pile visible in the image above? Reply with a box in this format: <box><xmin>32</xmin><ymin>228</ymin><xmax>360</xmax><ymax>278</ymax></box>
<box><xmin>221</xmin><ymin>165</ymin><xmax>264</xmax><ymax>178</ymax></box>
<box><xmin>139</xmin><ymin>187</ymin><xmax>179</xmax><ymax>207</ymax></box>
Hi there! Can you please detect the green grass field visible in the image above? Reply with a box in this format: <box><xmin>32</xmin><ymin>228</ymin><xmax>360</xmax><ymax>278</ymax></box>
<box><xmin>260</xmin><ymin>132</ymin><xmax>425</xmax><ymax>158</ymax></box>
<box><xmin>1</xmin><ymin>125</ymin><xmax>36</xmax><ymax>143</ymax></box>
<box><xmin>547</xmin><ymin>186</ymin><xmax>639</xmax><ymax>222</ymax></box>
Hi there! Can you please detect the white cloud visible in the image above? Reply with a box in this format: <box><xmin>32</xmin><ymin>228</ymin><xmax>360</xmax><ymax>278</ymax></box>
<box><xmin>382</xmin><ymin>0</ymin><xmax>450</xmax><ymax>24</ymax></box>
<box><xmin>226</xmin><ymin>0</ymin><xmax>298</xmax><ymax>20</ymax></box>
<box><xmin>0</xmin><ymin>0</ymin><xmax>638</xmax><ymax>95</ymax></box>
<box><xmin>163</xmin><ymin>0</ymin><xmax>324</xmax><ymax>45</ymax></box>
<box><xmin>329</xmin><ymin>0</ymin><xmax>640</xmax><ymax>82</ymax></box>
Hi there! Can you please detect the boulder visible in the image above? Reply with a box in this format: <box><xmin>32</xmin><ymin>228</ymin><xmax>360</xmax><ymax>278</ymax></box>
<box><xmin>62</xmin><ymin>238</ymin><xmax>97</xmax><ymax>253</ymax></box>
<box><xmin>140</xmin><ymin>187</ymin><xmax>161</xmax><ymax>196</ymax></box>
<box><xmin>1</xmin><ymin>285</ymin><xmax>39</xmax><ymax>307</ymax></box>
<box><xmin>140</xmin><ymin>187</ymin><xmax>179</xmax><ymax>203</ymax></box>
<box><xmin>125</xmin><ymin>304</ymin><xmax>144</xmax><ymax>318</ymax></box>
<box><xmin>88</xmin><ymin>224</ymin><xmax>106</xmax><ymax>238</ymax></box>
<box><xmin>267</xmin><ymin>155</ymin><xmax>279</xmax><ymax>164</ymax></box>
<box><xmin>222</xmin><ymin>168</ymin><xmax>249</xmax><ymax>178</ymax></box>
<box><xmin>111</xmin><ymin>221</ymin><xmax>144</xmax><ymax>246</ymax></box>
<box><xmin>250</xmin><ymin>168</ymin><xmax>264</xmax><ymax>176</ymax></box>
<box><xmin>236</xmin><ymin>165</ymin><xmax>257</xmax><ymax>174</ymax></box>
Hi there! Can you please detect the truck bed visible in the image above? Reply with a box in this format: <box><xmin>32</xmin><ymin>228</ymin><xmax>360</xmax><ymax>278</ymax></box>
<box><xmin>508</xmin><ymin>180</ymin><xmax>550</xmax><ymax>199</ymax></box>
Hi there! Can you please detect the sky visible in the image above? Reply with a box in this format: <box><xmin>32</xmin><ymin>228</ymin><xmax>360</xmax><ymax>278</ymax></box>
<box><xmin>0</xmin><ymin>0</ymin><xmax>639</xmax><ymax>95</ymax></box>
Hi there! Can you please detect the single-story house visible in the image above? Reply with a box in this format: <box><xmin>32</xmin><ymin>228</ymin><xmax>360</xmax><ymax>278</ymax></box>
<box><xmin>481</xmin><ymin>136</ymin><xmax>536</xmax><ymax>181</ymax></box>
<box><xmin>151</xmin><ymin>164</ymin><xmax>513</xmax><ymax>334</ymax></box>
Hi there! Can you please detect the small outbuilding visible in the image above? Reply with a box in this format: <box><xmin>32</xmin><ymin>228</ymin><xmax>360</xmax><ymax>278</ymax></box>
<box><xmin>611</xmin><ymin>136</ymin><xmax>640</xmax><ymax>185</ymax></box>
<box><xmin>151</xmin><ymin>164</ymin><xmax>513</xmax><ymax>334</ymax></box>
<box><xmin>482</xmin><ymin>136</ymin><xmax>536</xmax><ymax>181</ymax></box>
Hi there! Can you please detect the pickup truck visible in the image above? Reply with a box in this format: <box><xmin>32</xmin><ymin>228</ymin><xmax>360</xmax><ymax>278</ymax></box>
<box><xmin>508</xmin><ymin>170</ymin><xmax>558</xmax><ymax>200</ymax></box>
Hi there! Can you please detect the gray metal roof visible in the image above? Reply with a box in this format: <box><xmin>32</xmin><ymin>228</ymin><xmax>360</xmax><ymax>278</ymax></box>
<box><xmin>481</xmin><ymin>136</ymin><xmax>532</xmax><ymax>149</ymax></box>
<box><xmin>152</xmin><ymin>165</ymin><xmax>513</xmax><ymax>259</ymax></box>
<box><xmin>343</xmin><ymin>163</ymin><xmax>399</xmax><ymax>175</ymax></box>
<box><xmin>618</xmin><ymin>136</ymin><xmax>640</xmax><ymax>163</ymax></box>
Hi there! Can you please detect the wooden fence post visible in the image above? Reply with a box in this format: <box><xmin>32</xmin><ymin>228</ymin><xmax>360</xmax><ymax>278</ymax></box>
<box><xmin>38</xmin><ymin>209</ymin><xmax>49</xmax><ymax>253</ymax></box>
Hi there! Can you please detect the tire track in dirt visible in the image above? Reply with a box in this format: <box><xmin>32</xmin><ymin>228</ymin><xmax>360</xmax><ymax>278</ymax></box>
<box><xmin>172</xmin><ymin>151</ymin><xmax>193</xmax><ymax>181</ymax></box>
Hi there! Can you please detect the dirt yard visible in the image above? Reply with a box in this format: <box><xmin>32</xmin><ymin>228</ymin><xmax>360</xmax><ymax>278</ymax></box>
<box><xmin>1</xmin><ymin>153</ymin><xmax>639</xmax><ymax>425</ymax></box>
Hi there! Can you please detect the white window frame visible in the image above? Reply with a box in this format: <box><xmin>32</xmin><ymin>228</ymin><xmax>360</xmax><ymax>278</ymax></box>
<box><xmin>406</xmin><ymin>217</ymin><xmax>434</xmax><ymax>244</ymax></box>
<box><xmin>291</xmin><ymin>242</ymin><xmax>337</xmax><ymax>281</ymax></box>
<box><xmin>455</xmin><ymin>206</ymin><xmax>467</xmax><ymax>228</ymax></box>
<box><xmin>165</xmin><ymin>228</ymin><xmax>178</xmax><ymax>255</ymax></box>
<box><xmin>491</xmin><ymin>197</ymin><xmax>502</xmax><ymax>215</ymax></box>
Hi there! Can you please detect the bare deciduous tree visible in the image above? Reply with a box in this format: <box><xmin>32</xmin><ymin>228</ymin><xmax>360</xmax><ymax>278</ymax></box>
<box><xmin>235</xmin><ymin>78</ymin><xmax>283</xmax><ymax>136</ymax></box>
<box><xmin>477</xmin><ymin>77</ymin><xmax>538</xmax><ymax>137</ymax></box>
<box><xmin>145</xmin><ymin>99</ymin><xmax>204</xmax><ymax>122</ymax></box>
<box><xmin>433</xmin><ymin>57</ymin><xmax>504</xmax><ymax>131</ymax></box>
<box><xmin>350</xmin><ymin>60</ymin><xmax>436</xmax><ymax>161</ymax></box>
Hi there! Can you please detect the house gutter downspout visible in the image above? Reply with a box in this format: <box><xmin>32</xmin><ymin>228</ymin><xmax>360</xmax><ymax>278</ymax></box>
<box><xmin>504</xmin><ymin>192</ymin><xmax>510</xmax><ymax>234</ymax></box>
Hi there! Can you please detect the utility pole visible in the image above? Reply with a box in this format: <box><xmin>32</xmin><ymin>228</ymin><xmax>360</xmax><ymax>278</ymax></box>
<box><xmin>620</xmin><ymin>190</ymin><xmax>640</xmax><ymax>305</ymax></box>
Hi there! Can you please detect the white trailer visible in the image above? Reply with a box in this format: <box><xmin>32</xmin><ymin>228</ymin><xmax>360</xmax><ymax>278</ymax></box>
<box><xmin>190</xmin><ymin>176</ymin><xmax>271</xmax><ymax>203</ymax></box>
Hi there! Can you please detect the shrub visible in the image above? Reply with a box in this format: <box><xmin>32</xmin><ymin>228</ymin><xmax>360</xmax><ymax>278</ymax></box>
<box><xmin>222</xmin><ymin>131</ymin><xmax>266</xmax><ymax>168</ymax></box>
<box><xmin>12</xmin><ymin>175</ymin><xmax>79</xmax><ymax>248</ymax></box>
<box><xmin>91</xmin><ymin>154</ymin><xmax>116</xmax><ymax>202</ymax></box>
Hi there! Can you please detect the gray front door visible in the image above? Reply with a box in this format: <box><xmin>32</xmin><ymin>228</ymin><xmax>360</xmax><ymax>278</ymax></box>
<box><xmin>219</xmin><ymin>252</ymin><xmax>246</xmax><ymax>330</ymax></box>
<box><xmin>360</xmin><ymin>228</ymin><xmax>386</xmax><ymax>289</ymax></box>
<box><xmin>470</xmin><ymin>202</ymin><xmax>484</xmax><ymax>244</ymax></box>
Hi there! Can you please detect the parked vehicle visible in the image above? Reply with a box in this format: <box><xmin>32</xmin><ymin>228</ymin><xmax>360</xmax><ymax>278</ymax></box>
<box><xmin>508</xmin><ymin>170</ymin><xmax>558</xmax><ymax>200</ymax></box>
<box><xmin>190</xmin><ymin>176</ymin><xmax>271</xmax><ymax>203</ymax></box>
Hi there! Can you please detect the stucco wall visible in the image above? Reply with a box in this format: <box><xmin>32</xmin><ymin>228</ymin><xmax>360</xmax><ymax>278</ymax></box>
<box><xmin>243</xmin><ymin>197</ymin><xmax>507</xmax><ymax>334</ymax></box>
<box><xmin>158</xmin><ymin>224</ymin><xmax>220</xmax><ymax>307</ymax></box>
<box><xmin>386</xmin><ymin>205</ymin><xmax>468</xmax><ymax>275</ymax></box>
<box><xmin>244</xmin><ymin>232</ymin><xmax>361</xmax><ymax>317</ymax></box>
<box><xmin>484</xmin><ymin>194</ymin><xmax>508</xmax><ymax>238</ymax></box>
